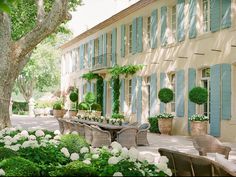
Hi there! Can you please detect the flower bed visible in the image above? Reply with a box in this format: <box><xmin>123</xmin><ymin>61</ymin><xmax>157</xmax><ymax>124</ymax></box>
<box><xmin>0</xmin><ymin>127</ymin><xmax>172</xmax><ymax>176</ymax></box>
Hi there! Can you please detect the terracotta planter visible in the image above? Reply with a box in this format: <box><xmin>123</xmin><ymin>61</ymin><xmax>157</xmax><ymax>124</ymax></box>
<box><xmin>158</xmin><ymin>118</ymin><xmax>173</xmax><ymax>135</ymax></box>
<box><xmin>69</xmin><ymin>110</ymin><xmax>78</xmax><ymax>117</ymax></box>
<box><xmin>190</xmin><ymin>121</ymin><xmax>208</xmax><ymax>136</ymax></box>
<box><xmin>53</xmin><ymin>109</ymin><xmax>63</xmax><ymax>118</ymax></box>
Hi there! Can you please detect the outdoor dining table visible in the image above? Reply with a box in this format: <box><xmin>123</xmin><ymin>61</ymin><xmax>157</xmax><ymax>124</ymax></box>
<box><xmin>73</xmin><ymin>118</ymin><xmax>132</xmax><ymax>141</ymax></box>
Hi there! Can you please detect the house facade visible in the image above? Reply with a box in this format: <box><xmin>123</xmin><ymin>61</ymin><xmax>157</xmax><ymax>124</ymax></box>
<box><xmin>60</xmin><ymin>0</ymin><xmax>236</xmax><ymax>141</ymax></box>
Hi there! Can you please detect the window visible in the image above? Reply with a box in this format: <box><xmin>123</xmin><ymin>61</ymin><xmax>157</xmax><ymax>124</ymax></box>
<box><xmin>129</xmin><ymin>24</ymin><xmax>133</xmax><ymax>53</ymax></box>
<box><xmin>202</xmin><ymin>0</ymin><xmax>210</xmax><ymax>32</ymax></box>
<box><xmin>146</xmin><ymin>76</ymin><xmax>151</xmax><ymax>116</ymax></box>
<box><xmin>201</xmin><ymin>68</ymin><xmax>211</xmax><ymax>121</ymax></box>
<box><xmin>128</xmin><ymin>79</ymin><xmax>132</xmax><ymax>106</ymax></box>
<box><xmin>171</xmin><ymin>5</ymin><xmax>177</xmax><ymax>41</ymax></box>
<box><xmin>170</xmin><ymin>73</ymin><xmax>176</xmax><ymax>113</ymax></box>
<box><xmin>147</xmin><ymin>16</ymin><xmax>151</xmax><ymax>47</ymax></box>
<box><xmin>94</xmin><ymin>38</ymin><xmax>99</xmax><ymax>66</ymax></box>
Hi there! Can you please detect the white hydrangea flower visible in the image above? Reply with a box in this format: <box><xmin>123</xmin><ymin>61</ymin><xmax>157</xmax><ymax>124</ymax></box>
<box><xmin>164</xmin><ymin>169</ymin><xmax>172</xmax><ymax>176</ymax></box>
<box><xmin>137</xmin><ymin>153</ymin><xmax>146</xmax><ymax>162</ymax></box>
<box><xmin>71</xmin><ymin>131</ymin><xmax>78</xmax><ymax>135</ymax></box>
<box><xmin>61</xmin><ymin>147</ymin><xmax>70</xmax><ymax>158</ymax></box>
<box><xmin>4</xmin><ymin>140</ymin><xmax>12</xmax><ymax>146</ymax></box>
<box><xmin>12</xmin><ymin>134</ymin><xmax>21</xmax><ymax>142</ymax></box>
<box><xmin>53</xmin><ymin>135</ymin><xmax>61</xmax><ymax>140</ymax></box>
<box><xmin>4</xmin><ymin>135</ymin><xmax>11</xmax><ymax>140</ymax></box>
<box><xmin>156</xmin><ymin>163</ymin><xmax>168</xmax><ymax>172</ymax></box>
<box><xmin>45</xmin><ymin>134</ymin><xmax>52</xmax><ymax>139</ymax></box>
<box><xmin>108</xmin><ymin>156</ymin><xmax>121</xmax><ymax>165</ymax></box>
<box><xmin>120</xmin><ymin>147</ymin><xmax>129</xmax><ymax>159</ymax></box>
<box><xmin>70</xmin><ymin>153</ymin><xmax>79</xmax><ymax>161</ymax></box>
<box><xmin>92</xmin><ymin>154</ymin><xmax>99</xmax><ymax>159</ymax></box>
<box><xmin>0</xmin><ymin>169</ymin><xmax>5</xmax><ymax>176</ymax></box>
<box><xmin>53</xmin><ymin>130</ymin><xmax>61</xmax><ymax>135</ymax></box>
<box><xmin>80</xmin><ymin>147</ymin><xmax>89</xmax><ymax>154</ymax></box>
<box><xmin>35</xmin><ymin>130</ymin><xmax>45</xmax><ymax>137</ymax></box>
<box><xmin>21</xmin><ymin>141</ymin><xmax>31</xmax><ymax>148</ymax></box>
<box><xmin>111</xmin><ymin>141</ymin><xmax>122</xmax><ymax>151</ymax></box>
<box><xmin>111</xmin><ymin>148</ymin><xmax>120</xmax><ymax>155</ymax></box>
<box><xmin>113</xmin><ymin>172</ymin><xmax>123</xmax><ymax>176</ymax></box>
<box><xmin>159</xmin><ymin>156</ymin><xmax>169</xmax><ymax>164</ymax></box>
<box><xmin>29</xmin><ymin>140</ymin><xmax>39</xmax><ymax>148</ymax></box>
<box><xmin>90</xmin><ymin>147</ymin><xmax>100</xmax><ymax>154</ymax></box>
<box><xmin>83</xmin><ymin>159</ymin><xmax>91</xmax><ymax>165</ymax></box>
<box><xmin>15</xmin><ymin>125</ymin><xmax>23</xmax><ymax>131</ymax></box>
<box><xmin>28</xmin><ymin>135</ymin><xmax>36</xmax><ymax>140</ymax></box>
<box><xmin>128</xmin><ymin>147</ymin><xmax>139</xmax><ymax>161</ymax></box>
<box><xmin>20</xmin><ymin>130</ymin><xmax>29</xmax><ymax>137</ymax></box>
<box><xmin>40</xmin><ymin>142</ymin><xmax>47</xmax><ymax>147</ymax></box>
<box><xmin>0</xmin><ymin>133</ymin><xmax>3</xmax><ymax>139</ymax></box>
<box><xmin>10</xmin><ymin>144</ymin><xmax>20</xmax><ymax>151</ymax></box>
<box><xmin>49</xmin><ymin>139</ymin><xmax>59</xmax><ymax>145</ymax></box>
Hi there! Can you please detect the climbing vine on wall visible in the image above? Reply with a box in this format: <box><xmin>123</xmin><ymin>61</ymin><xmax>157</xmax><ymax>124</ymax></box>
<box><xmin>96</xmin><ymin>76</ymin><xmax>103</xmax><ymax>114</ymax></box>
<box><xmin>82</xmin><ymin>72</ymin><xmax>100</xmax><ymax>81</ymax></box>
<box><xmin>111</xmin><ymin>77</ymin><xmax>120</xmax><ymax>114</ymax></box>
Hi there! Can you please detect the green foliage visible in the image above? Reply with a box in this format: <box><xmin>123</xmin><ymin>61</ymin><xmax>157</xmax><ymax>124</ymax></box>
<box><xmin>156</xmin><ymin>113</ymin><xmax>174</xmax><ymax>119</ymax></box>
<box><xmin>189</xmin><ymin>87</ymin><xmax>208</xmax><ymax>105</ymax></box>
<box><xmin>148</xmin><ymin>117</ymin><xmax>160</xmax><ymax>133</ymax></box>
<box><xmin>12</xmin><ymin>101</ymin><xmax>28</xmax><ymax>114</ymax></box>
<box><xmin>78</xmin><ymin>102</ymin><xmax>89</xmax><ymax>110</ymax></box>
<box><xmin>84</xmin><ymin>92</ymin><xmax>96</xmax><ymax>105</ymax></box>
<box><xmin>189</xmin><ymin>114</ymin><xmax>209</xmax><ymax>121</ymax></box>
<box><xmin>69</xmin><ymin>91</ymin><xmax>78</xmax><ymax>103</ymax></box>
<box><xmin>96</xmin><ymin>76</ymin><xmax>103</xmax><ymax>114</ymax></box>
<box><xmin>112</xmin><ymin>113</ymin><xmax>125</xmax><ymax>119</ymax></box>
<box><xmin>35</xmin><ymin>100</ymin><xmax>53</xmax><ymax>108</ymax></box>
<box><xmin>91</xmin><ymin>103</ymin><xmax>102</xmax><ymax>111</ymax></box>
<box><xmin>112</xmin><ymin>78</ymin><xmax>120</xmax><ymax>114</ymax></box>
<box><xmin>82</xmin><ymin>72</ymin><xmax>99</xmax><ymax>81</ymax></box>
<box><xmin>158</xmin><ymin>88</ymin><xmax>174</xmax><ymax>104</ymax></box>
<box><xmin>0</xmin><ymin>0</ymin><xmax>16</xmax><ymax>13</ymax></box>
<box><xmin>49</xmin><ymin>161</ymin><xmax>98</xmax><ymax>176</ymax></box>
<box><xmin>53</xmin><ymin>101</ymin><xmax>62</xmax><ymax>110</ymax></box>
<box><xmin>0</xmin><ymin>147</ymin><xmax>18</xmax><ymax>161</ymax></box>
<box><xmin>59</xmin><ymin>134</ymin><xmax>88</xmax><ymax>154</ymax></box>
<box><xmin>0</xmin><ymin>156</ymin><xmax>40</xmax><ymax>176</ymax></box>
<box><xmin>108</xmin><ymin>65</ymin><xmax>143</xmax><ymax>79</ymax></box>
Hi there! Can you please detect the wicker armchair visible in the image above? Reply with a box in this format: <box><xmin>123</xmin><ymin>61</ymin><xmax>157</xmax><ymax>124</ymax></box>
<box><xmin>91</xmin><ymin>125</ymin><xmax>111</xmax><ymax>148</ymax></box>
<box><xmin>83</xmin><ymin>124</ymin><xmax>93</xmax><ymax>144</ymax></box>
<box><xmin>117</xmin><ymin>127</ymin><xmax>138</xmax><ymax>148</ymax></box>
<box><xmin>128</xmin><ymin>122</ymin><xmax>139</xmax><ymax>126</ymax></box>
<box><xmin>136</xmin><ymin>123</ymin><xmax>150</xmax><ymax>146</ymax></box>
<box><xmin>74</xmin><ymin>122</ymin><xmax>85</xmax><ymax>138</ymax></box>
<box><xmin>192</xmin><ymin>135</ymin><xmax>231</xmax><ymax>159</ymax></box>
<box><xmin>56</xmin><ymin>118</ymin><xmax>64</xmax><ymax>134</ymax></box>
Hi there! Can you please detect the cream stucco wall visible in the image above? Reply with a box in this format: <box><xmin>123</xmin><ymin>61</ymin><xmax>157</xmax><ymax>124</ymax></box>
<box><xmin>61</xmin><ymin>0</ymin><xmax>236</xmax><ymax>141</ymax></box>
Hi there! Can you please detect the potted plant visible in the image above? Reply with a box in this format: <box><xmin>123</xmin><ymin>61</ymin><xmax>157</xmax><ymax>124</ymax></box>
<box><xmin>112</xmin><ymin>113</ymin><xmax>125</xmax><ymax>125</ymax></box>
<box><xmin>157</xmin><ymin>88</ymin><xmax>174</xmax><ymax>135</ymax></box>
<box><xmin>189</xmin><ymin>86</ymin><xmax>208</xmax><ymax>136</ymax></box>
<box><xmin>77</xmin><ymin>102</ymin><xmax>89</xmax><ymax>116</ymax></box>
<box><xmin>53</xmin><ymin>100</ymin><xmax>63</xmax><ymax>118</ymax></box>
<box><xmin>69</xmin><ymin>89</ymin><xmax>78</xmax><ymax>117</ymax></box>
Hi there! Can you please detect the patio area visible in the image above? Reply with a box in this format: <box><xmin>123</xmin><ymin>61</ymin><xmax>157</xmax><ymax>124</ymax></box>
<box><xmin>11</xmin><ymin>115</ymin><xmax>236</xmax><ymax>164</ymax></box>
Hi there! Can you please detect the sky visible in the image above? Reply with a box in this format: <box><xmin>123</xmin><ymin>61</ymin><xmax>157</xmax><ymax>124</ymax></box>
<box><xmin>67</xmin><ymin>0</ymin><xmax>139</xmax><ymax>37</ymax></box>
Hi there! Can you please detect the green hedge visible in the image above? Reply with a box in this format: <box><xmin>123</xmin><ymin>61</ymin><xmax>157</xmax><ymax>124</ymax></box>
<box><xmin>148</xmin><ymin>117</ymin><xmax>160</xmax><ymax>133</ymax></box>
<box><xmin>12</xmin><ymin>101</ymin><xmax>28</xmax><ymax>115</ymax></box>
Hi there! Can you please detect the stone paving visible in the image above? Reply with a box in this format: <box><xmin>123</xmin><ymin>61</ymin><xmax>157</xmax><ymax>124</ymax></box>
<box><xmin>10</xmin><ymin>115</ymin><xmax>236</xmax><ymax>163</ymax></box>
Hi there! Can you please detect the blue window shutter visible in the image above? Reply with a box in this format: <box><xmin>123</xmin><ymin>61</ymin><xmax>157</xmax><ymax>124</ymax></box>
<box><xmin>188</xmin><ymin>68</ymin><xmax>196</xmax><ymax>131</ymax></box>
<box><xmin>175</xmin><ymin>70</ymin><xmax>185</xmax><ymax>117</ymax></box>
<box><xmin>150</xmin><ymin>73</ymin><xmax>157</xmax><ymax>116</ymax></box>
<box><xmin>120</xmin><ymin>79</ymin><xmax>125</xmax><ymax>113</ymax></box>
<box><xmin>221</xmin><ymin>64</ymin><xmax>231</xmax><ymax>120</ymax></box>
<box><xmin>137</xmin><ymin>16</ymin><xmax>143</xmax><ymax>53</ymax></box>
<box><xmin>161</xmin><ymin>6</ymin><xmax>167</xmax><ymax>46</ymax></box>
<box><xmin>103</xmin><ymin>33</ymin><xmax>107</xmax><ymax>66</ymax></box>
<box><xmin>80</xmin><ymin>83</ymin><xmax>84</xmax><ymax>101</ymax></box>
<box><xmin>210</xmin><ymin>0</ymin><xmax>221</xmax><ymax>32</ymax></box>
<box><xmin>132</xmin><ymin>18</ymin><xmax>137</xmax><ymax>54</ymax></box>
<box><xmin>151</xmin><ymin>9</ymin><xmax>158</xmax><ymax>49</ymax></box>
<box><xmin>160</xmin><ymin>72</ymin><xmax>166</xmax><ymax>113</ymax></box>
<box><xmin>121</xmin><ymin>24</ymin><xmax>126</xmax><ymax>58</ymax></box>
<box><xmin>221</xmin><ymin>0</ymin><xmax>231</xmax><ymax>29</ymax></box>
<box><xmin>98</xmin><ymin>35</ymin><xmax>103</xmax><ymax>64</ymax></box>
<box><xmin>91</xmin><ymin>83</ymin><xmax>95</xmax><ymax>94</ymax></box>
<box><xmin>131</xmin><ymin>77</ymin><xmax>137</xmax><ymax>113</ymax></box>
<box><xmin>79</xmin><ymin>44</ymin><xmax>84</xmax><ymax>70</ymax></box>
<box><xmin>189</xmin><ymin>0</ymin><xmax>197</xmax><ymax>39</ymax></box>
<box><xmin>210</xmin><ymin>64</ymin><xmax>221</xmax><ymax>137</ymax></box>
<box><xmin>91</xmin><ymin>40</ymin><xmax>95</xmax><ymax>67</ymax></box>
<box><xmin>103</xmin><ymin>80</ymin><xmax>107</xmax><ymax>116</ymax></box>
<box><xmin>111</xmin><ymin>28</ymin><xmax>117</xmax><ymax>66</ymax></box>
<box><xmin>87</xmin><ymin>42</ymin><xmax>91</xmax><ymax>69</ymax></box>
<box><xmin>137</xmin><ymin>77</ymin><xmax>142</xmax><ymax>123</ymax></box>
<box><xmin>177</xmin><ymin>0</ymin><xmax>185</xmax><ymax>42</ymax></box>
<box><xmin>87</xmin><ymin>82</ymin><xmax>91</xmax><ymax>92</ymax></box>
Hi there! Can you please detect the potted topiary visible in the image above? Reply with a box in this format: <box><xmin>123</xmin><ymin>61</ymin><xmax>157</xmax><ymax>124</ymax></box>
<box><xmin>189</xmin><ymin>86</ymin><xmax>208</xmax><ymax>136</ymax></box>
<box><xmin>69</xmin><ymin>89</ymin><xmax>78</xmax><ymax>117</ymax></box>
<box><xmin>53</xmin><ymin>100</ymin><xmax>63</xmax><ymax>118</ymax></box>
<box><xmin>157</xmin><ymin>88</ymin><xmax>174</xmax><ymax>135</ymax></box>
<box><xmin>77</xmin><ymin>102</ymin><xmax>89</xmax><ymax>117</ymax></box>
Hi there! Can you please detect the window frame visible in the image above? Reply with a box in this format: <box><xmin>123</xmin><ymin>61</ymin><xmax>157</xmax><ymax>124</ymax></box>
<box><xmin>169</xmin><ymin>73</ymin><xmax>176</xmax><ymax>114</ymax></box>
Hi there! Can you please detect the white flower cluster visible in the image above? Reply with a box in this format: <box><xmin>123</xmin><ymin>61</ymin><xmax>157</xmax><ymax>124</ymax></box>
<box><xmin>0</xmin><ymin>169</ymin><xmax>5</xmax><ymax>176</ymax></box>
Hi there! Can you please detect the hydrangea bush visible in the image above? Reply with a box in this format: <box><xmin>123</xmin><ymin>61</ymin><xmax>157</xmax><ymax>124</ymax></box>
<box><xmin>0</xmin><ymin>127</ymin><xmax>172</xmax><ymax>176</ymax></box>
